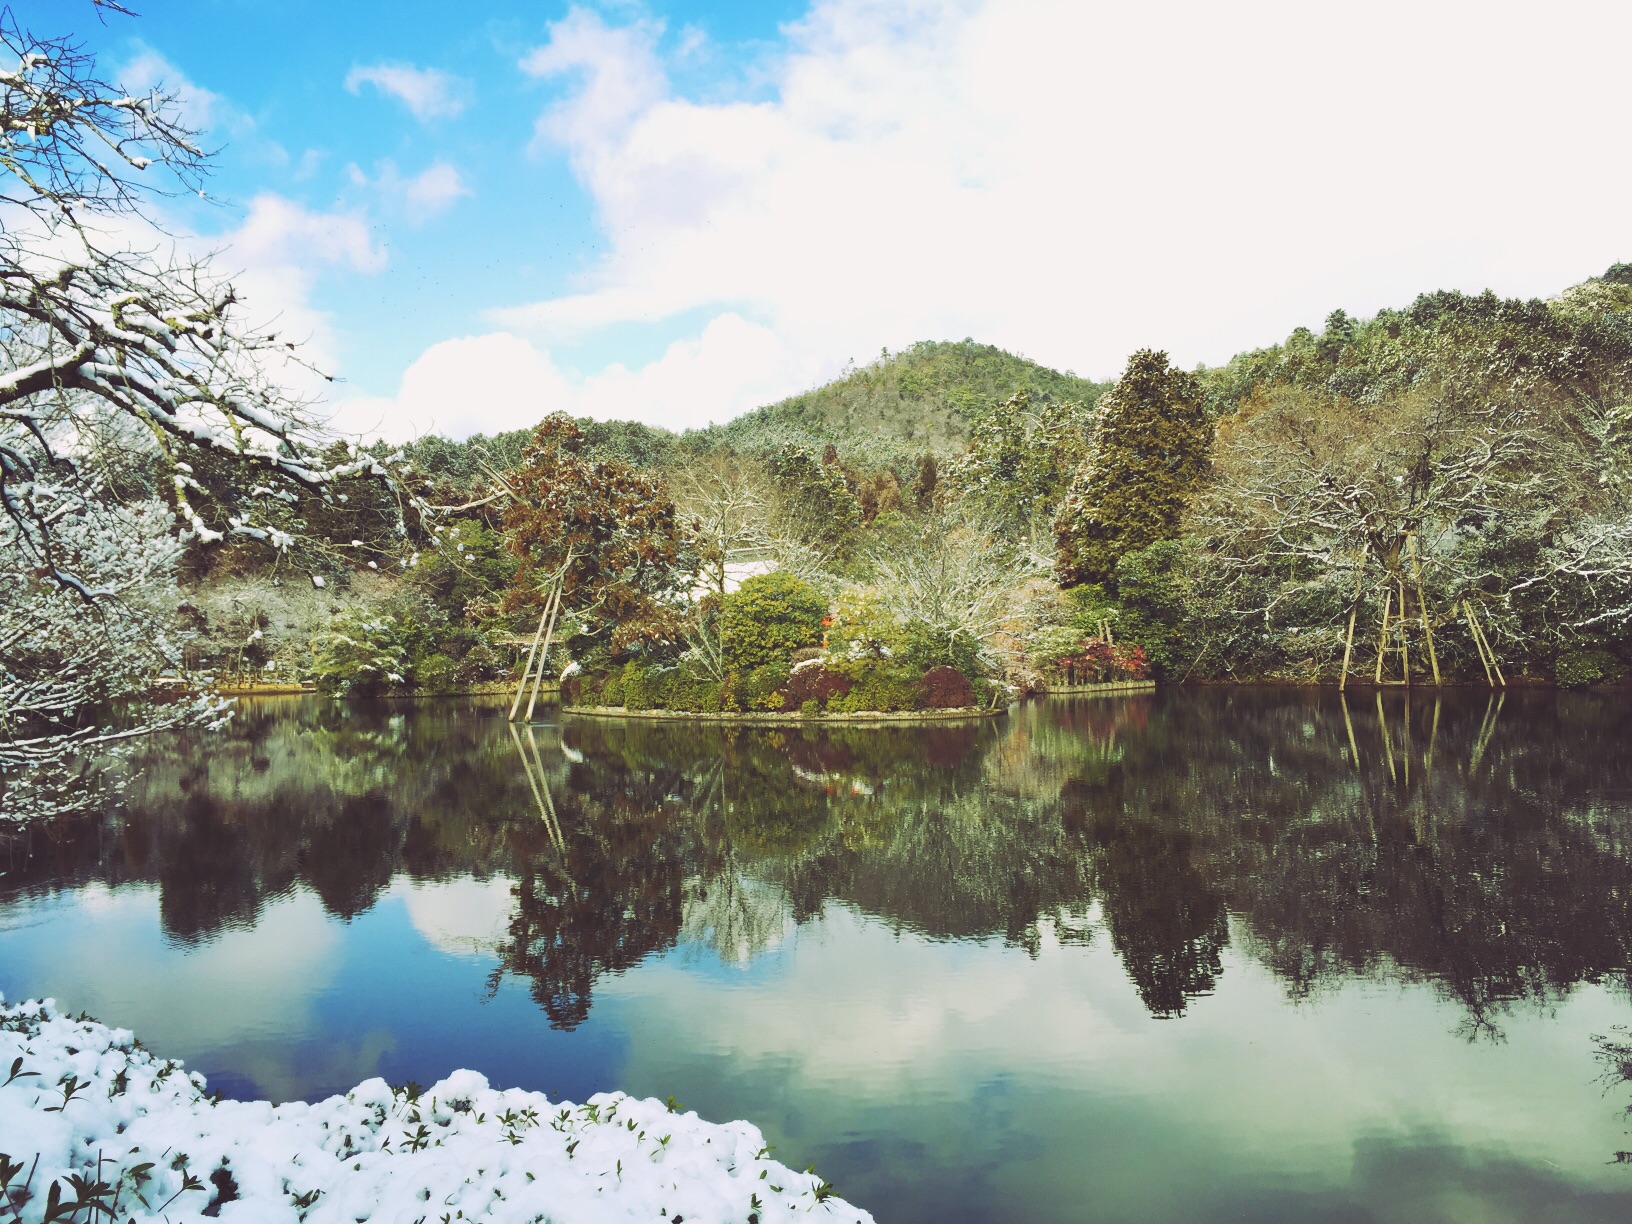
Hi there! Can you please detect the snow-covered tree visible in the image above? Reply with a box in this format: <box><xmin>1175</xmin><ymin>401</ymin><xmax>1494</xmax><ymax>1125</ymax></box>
<box><xmin>1</xmin><ymin>9</ymin><xmax>399</xmax><ymax>821</ymax></box>
<box><xmin>1</xmin><ymin>11</ymin><xmax>399</xmax><ymax>583</ymax></box>
<box><xmin>866</xmin><ymin>506</ymin><xmax>1048</xmax><ymax>673</ymax></box>
<box><xmin>1</xmin><ymin>486</ymin><xmax>227</xmax><ymax>822</ymax></box>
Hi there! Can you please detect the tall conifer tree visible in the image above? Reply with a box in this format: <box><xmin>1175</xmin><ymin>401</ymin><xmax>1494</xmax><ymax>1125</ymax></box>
<box><xmin>1053</xmin><ymin>350</ymin><xmax>1212</xmax><ymax>587</ymax></box>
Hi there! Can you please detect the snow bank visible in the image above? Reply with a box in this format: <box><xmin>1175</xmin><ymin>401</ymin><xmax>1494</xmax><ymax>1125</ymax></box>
<box><xmin>0</xmin><ymin>998</ymin><xmax>872</xmax><ymax>1224</ymax></box>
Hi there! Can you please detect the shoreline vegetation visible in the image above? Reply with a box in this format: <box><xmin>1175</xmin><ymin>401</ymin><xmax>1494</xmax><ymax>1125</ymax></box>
<box><xmin>0</xmin><ymin>997</ymin><xmax>872</xmax><ymax>1224</ymax></box>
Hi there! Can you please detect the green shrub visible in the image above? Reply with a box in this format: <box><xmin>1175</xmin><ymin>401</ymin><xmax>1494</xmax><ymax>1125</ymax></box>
<box><xmin>599</xmin><ymin>667</ymin><xmax>626</xmax><ymax>707</ymax></box>
<box><xmin>827</xmin><ymin>661</ymin><xmax>921</xmax><ymax>712</ymax></box>
<box><xmin>621</xmin><ymin>663</ymin><xmax>665</xmax><ymax>710</ymax></box>
<box><xmin>454</xmin><ymin>640</ymin><xmax>503</xmax><ymax>684</ymax></box>
<box><xmin>310</xmin><ymin>612</ymin><xmax>408</xmax><ymax>696</ymax></box>
<box><xmin>801</xmin><ymin>698</ymin><xmax>820</xmax><ymax>717</ymax></box>
<box><xmin>895</xmin><ymin>619</ymin><xmax>982</xmax><ymax>679</ymax></box>
<box><xmin>415</xmin><ymin>652</ymin><xmax>458</xmax><ymax>693</ymax></box>
<box><xmin>1555</xmin><ymin>649</ymin><xmax>1624</xmax><ymax>687</ymax></box>
<box><xmin>825</xmin><ymin>589</ymin><xmax>903</xmax><ymax>657</ymax></box>
<box><xmin>744</xmin><ymin>662</ymin><xmax>793</xmax><ymax>710</ymax></box>
<box><xmin>719</xmin><ymin>572</ymin><xmax>828</xmax><ymax>669</ymax></box>
<box><xmin>667</xmin><ymin>665</ymin><xmax>722</xmax><ymax>712</ymax></box>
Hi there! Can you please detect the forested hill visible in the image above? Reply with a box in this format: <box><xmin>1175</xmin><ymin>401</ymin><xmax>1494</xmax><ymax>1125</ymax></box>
<box><xmin>402</xmin><ymin>339</ymin><xmax>1107</xmax><ymax>480</ymax></box>
<box><xmin>692</xmin><ymin>339</ymin><xmax>1109</xmax><ymax>454</ymax></box>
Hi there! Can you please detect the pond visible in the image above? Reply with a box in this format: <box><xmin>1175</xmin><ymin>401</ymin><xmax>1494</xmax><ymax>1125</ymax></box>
<box><xmin>4</xmin><ymin>689</ymin><xmax>1632</xmax><ymax>1223</ymax></box>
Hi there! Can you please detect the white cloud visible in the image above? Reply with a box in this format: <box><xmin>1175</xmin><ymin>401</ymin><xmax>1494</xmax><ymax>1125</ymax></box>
<box><xmin>117</xmin><ymin>48</ymin><xmax>228</xmax><ymax>133</ymax></box>
<box><xmin>218</xmin><ymin>194</ymin><xmax>384</xmax><ymax>376</ymax></box>
<box><xmin>333</xmin><ymin>313</ymin><xmax>800</xmax><ymax>440</ymax></box>
<box><xmin>403</xmin><ymin>161</ymin><xmax>471</xmax><ymax>217</ymax></box>
<box><xmin>348</xmin><ymin>159</ymin><xmax>472</xmax><ymax>222</ymax></box>
<box><xmin>346</xmin><ymin>63</ymin><xmax>469</xmax><ymax>121</ymax></box>
<box><xmin>465</xmin><ymin>0</ymin><xmax>1632</xmax><ymax>429</ymax></box>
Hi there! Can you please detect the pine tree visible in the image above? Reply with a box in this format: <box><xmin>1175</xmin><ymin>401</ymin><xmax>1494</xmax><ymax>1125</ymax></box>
<box><xmin>1053</xmin><ymin>350</ymin><xmax>1212</xmax><ymax>587</ymax></box>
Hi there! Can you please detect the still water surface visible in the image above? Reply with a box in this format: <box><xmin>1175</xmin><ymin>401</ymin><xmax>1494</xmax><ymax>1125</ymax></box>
<box><xmin>4</xmin><ymin>690</ymin><xmax>1632</xmax><ymax>1222</ymax></box>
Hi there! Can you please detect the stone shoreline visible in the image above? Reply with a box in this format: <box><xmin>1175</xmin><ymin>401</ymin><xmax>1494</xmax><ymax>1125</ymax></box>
<box><xmin>1045</xmin><ymin>680</ymin><xmax>1157</xmax><ymax>695</ymax></box>
<box><xmin>563</xmin><ymin>704</ymin><xmax>1007</xmax><ymax>724</ymax></box>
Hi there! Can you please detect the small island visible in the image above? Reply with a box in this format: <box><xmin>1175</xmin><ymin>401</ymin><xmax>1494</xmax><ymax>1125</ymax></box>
<box><xmin>560</xmin><ymin>572</ymin><xmax>1006</xmax><ymax>720</ymax></box>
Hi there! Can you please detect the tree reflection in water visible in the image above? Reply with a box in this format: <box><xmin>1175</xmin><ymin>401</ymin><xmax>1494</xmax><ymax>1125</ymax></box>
<box><xmin>5</xmin><ymin>689</ymin><xmax>1632</xmax><ymax>1041</ymax></box>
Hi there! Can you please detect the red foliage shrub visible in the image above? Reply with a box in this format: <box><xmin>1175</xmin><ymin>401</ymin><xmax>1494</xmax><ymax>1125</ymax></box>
<box><xmin>918</xmin><ymin>666</ymin><xmax>975</xmax><ymax>708</ymax></box>
<box><xmin>779</xmin><ymin>664</ymin><xmax>853</xmax><ymax>711</ymax></box>
<box><xmin>1113</xmin><ymin>644</ymin><xmax>1150</xmax><ymax>680</ymax></box>
<box><xmin>1058</xmin><ymin>637</ymin><xmax>1150</xmax><ymax>683</ymax></box>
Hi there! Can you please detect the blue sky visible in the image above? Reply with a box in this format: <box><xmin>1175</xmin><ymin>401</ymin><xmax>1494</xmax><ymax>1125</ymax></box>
<box><xmin>62</xmin><ymin>0</ymin><xmax>1632</xmax><ymax>440</ymax></box>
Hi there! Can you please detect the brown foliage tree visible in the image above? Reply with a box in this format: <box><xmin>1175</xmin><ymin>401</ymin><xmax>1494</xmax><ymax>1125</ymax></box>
<box><xmin>502</xmin><ymin>414</ymin><xmax>695</xmax><ymax>655</ymax></box>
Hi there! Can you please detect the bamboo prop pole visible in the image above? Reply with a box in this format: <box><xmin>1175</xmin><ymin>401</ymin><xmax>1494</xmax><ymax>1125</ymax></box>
<box><xmin>1374</xmin><ymin>588</ymin><xmax>1393</xmax><ymax>684</ymax></box>
<box><xmin>1397</xmin><ymin>576</ymin><xmax>1412</xmax><ymax>688</ymax></box>
<box><xmin>1471</xmin><ymin>605</ymin><xmax>1506</xmax><ymax>687</ymax></box>
<box><xmin>508</xmin><ymin>608</ymin><xmax>551</xmax><ymax>721</ymax></box>
<box><xmin>1408</xmin><ymin>535</ymin><xmax>1442</xmax><ymax>686</ymax></box>
<box><xmin>1462</xmin><ymin>601</ymin><xmax>1494</xmax><ymax>686</ymax></box>
<box><xmin>1338</xmin><ymin>544</ymin><xmax>1371</xmax><ymax>691</ymax></box>
<box><xmin>524</xmin><ymin>579</ymin><xmax>564</xmax><ymax>722</ymax></box>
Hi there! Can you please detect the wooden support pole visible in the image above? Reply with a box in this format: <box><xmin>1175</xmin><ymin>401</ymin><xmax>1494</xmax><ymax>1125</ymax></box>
<box><xmin>509</xmin><ymin>607</ymin><xmax>550</xmax><ymax>722</ymax></box>
<box><xmin>524</xmin><ymin>580</ymin><xmax>563</xmax><ymax>722</ymax></box>
<box><xmin>1397</xmin><ymin>576</ymin><xmax>1411</xmax><ymax>688</ymax></box>
<box><xmin>1462</xmin><ymin>600</ymin><xmax>1493</xmax><ymax>686</ymax></box>
<box><xmin>1470</xmin><ymin>605</ymin><xmax>1506</xmax><ymax>688</ymax></box>
<box><xmin>1374</xmin><ymin>588</ymin><xmax>1393</xmax><ymax>685</ymax></box>
<box><xmin>1408</xmin><ymin>535</ymin><xmax>1441</xmax><ymax>686</ymax></box>
<box><xmin>1338</xmin><ymin>544</ymin><xmax>1370</xmax><ymax>692</ymax></box>
<box><xmin>1340</xmin><ymin>606</ymin><xmax>1359</xmax><ymax>691</ymax></box>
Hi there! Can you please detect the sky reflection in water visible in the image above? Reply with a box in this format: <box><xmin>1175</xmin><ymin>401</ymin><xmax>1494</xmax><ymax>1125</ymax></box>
<box><xmin>3</xmin><ymin>690</ymin><xmax>1632</xmax><ymax>1224</ymax></box>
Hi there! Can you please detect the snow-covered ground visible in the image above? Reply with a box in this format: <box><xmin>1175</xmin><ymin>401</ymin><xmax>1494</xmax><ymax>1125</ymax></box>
<box><xmin>0</xmin><ymin>997</ymin><xmax>872</xmax><ymax>1224</ymax></box>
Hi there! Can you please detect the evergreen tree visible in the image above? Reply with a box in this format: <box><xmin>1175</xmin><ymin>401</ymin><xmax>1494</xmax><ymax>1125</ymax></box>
<box><xmin>911</xmin><ymin>453</ymin><xmax>939</xmax><ymax>511</ymax></box>
<box><xmin>1053</xmin><ymin>350</ymin><xmax>1212</xmax><ymax>588</ymax></box>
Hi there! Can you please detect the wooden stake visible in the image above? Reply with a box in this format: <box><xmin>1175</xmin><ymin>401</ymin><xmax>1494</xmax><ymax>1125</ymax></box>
<box><xmin>1397</xmin><ymin>576</ymin><xmax>1411</xmax><ymax>688</ymax></box>
<box><xmin>1473</xmin><ymin>607</ymin><xmax>1506</xmax><ymax>687</ymax></box>
<box><xmin>524</xmin><ymin>580</ymin><xmax>563</xmax><ymax>722</ymax></box>
<box><xmin>1338</xmin><ymin>544</ymin><xmax>1371</xmax><ymax>692</ymax></box>
<box><xmin>1408</xmin><ymin>535</ymin><xmax>1441</xmax><ymax>686</ymax></box>
<box><xmin>509</xmin><ymin>608</ymin><xmax>550</xmax><ymax>721</ymax></box>
<box><xmin>1462</xmin><ymin>601</ymin><xmax>1493</xmax><ymax>686</ymax></box>
<box><xmin>1374</xmin><ymin>588</ymin><xmax>1393</xmax><ymax>684</ymax></box>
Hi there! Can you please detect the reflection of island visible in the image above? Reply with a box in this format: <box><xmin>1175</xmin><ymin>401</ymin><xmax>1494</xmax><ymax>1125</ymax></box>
<box><xmin>7</xmin><ymin>690</ymin><xmax>1632</xmax><ymax>1036</ymax></box>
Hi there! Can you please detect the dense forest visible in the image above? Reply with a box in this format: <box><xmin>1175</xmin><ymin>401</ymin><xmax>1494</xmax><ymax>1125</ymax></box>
<box><xmin>169</xmin><ymin>263</ymin><xmax>1632</xmax><ymax>702</ymax></box>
